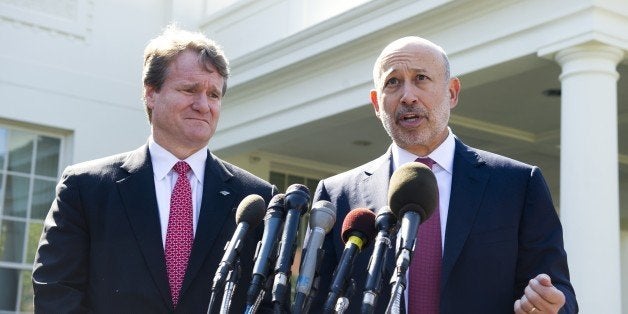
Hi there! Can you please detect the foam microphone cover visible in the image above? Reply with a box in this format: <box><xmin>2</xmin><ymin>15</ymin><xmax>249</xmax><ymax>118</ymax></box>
<box><xmin>235</xmin><ymin>194</ymin><xmax>266</xmax><ymax>228</ymax></box>
<box><xmin>341</xmin><ymin>208</ymin><xmax>376</xmax><ymax>246</ymax></box>
<box><xmin>267</xmin><ymin>193</ymin><xmax>286</xmax><ymax>214</ymax></box>
<box><xmin>388</xmin><ymin>162</ymin><xmax>438</xmax><ymax>222</ymax></box>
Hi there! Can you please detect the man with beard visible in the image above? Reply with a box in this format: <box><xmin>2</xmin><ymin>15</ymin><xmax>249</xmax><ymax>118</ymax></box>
<box><xmin>310</xmin><ymin>37</ymin><xmax>577</xmax><ymax>313</ymax></box>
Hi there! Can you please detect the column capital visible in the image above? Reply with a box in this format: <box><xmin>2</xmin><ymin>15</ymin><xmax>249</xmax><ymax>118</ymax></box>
<box><xmin>551</xmin><ymin>41</ymin><xmax>624</xmax><ymax>82</ymax></box>
<box><xmin>555</xmin><ymin>42</ymin><xmax>624</xmax><ymax>65</ymax></box>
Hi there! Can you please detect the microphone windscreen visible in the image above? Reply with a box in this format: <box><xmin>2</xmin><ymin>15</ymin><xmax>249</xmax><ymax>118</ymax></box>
<box><xmin>388</xmin><ymin>162</ymin><xmax>438</xmax><ymax>221</ymax></box>
<box><xmin>235</xmin><ymin>194</ymin><xmax>266</xmax><ymax>228</ymax></box>
<box><xmin>285</xmin><ymin>184</ymin><xmax>310</xmax><ymax>215</ymax></box>
<box><xmin>267</xmin><ymin>193</ymin><xmax>286</xmax><ymax>212</ymax></box>
<box><xmin>341</xmin><ymin>208</ymin><xmax>376</xmax><ymax>246</ymax></box>
<box><xmin>309</xmin><ymin>200</ymin><xmax>336</xmax><ymax>233</ymax></box>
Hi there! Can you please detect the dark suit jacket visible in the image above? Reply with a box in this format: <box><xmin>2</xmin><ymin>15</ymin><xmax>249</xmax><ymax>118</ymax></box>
<box><xmin>312</xmin><ymin>137</ymin><xmax>577</xmax><ymax>313</ymax></box>
<box><xmin>32</xmin><ymin>145</ymin><xmax>277</xmax><ymax>313</ymax></box>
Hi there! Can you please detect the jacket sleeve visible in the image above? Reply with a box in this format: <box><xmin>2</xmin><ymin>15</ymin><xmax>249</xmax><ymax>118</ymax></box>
<box><xmin>516</xmin><ymin>167</ymin><xmax>578</xmax><ymax>313</ymax></box>
<box><xmin>32</xmin><ymin>168</ymin><xmax>91</xmax><ymax>314</ymax></box>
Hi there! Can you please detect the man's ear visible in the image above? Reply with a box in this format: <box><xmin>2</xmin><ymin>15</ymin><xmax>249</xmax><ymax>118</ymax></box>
<box><xmin>144</xmin><ymin>85</ymin><xmax>156</xmax><ymax>109</ymax></box>
<box><xmin>370</xmin><ymin>89</ymin><xmax>380</xmax><ymax>117</ymax></box>
<box><xmin>448</xmin><ymin>77</ymin><xmax>461</xmax><ymax>109</ymax></box>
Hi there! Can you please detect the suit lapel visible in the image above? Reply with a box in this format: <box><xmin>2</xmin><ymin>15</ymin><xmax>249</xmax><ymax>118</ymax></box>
<box><xmin>116</xmin><ymin>145</ymin><xmax>173</xmax><ymax>308</ymax></box>
<box><xmin>180</xmin><ymin>152</ymin><xmax>235</xmax><ymax>296</ymax></box>
<box><xmin>441</xmin><ymin>139</ymin><xmax>489</xmax><ymax>289</ymax></box>
<box><xmin>361</xmin><ymin>149</ymin><xmax>402</xmax><ymax>283</ymax></box>
<box><xmin>361</xmin><ymin>148</ymin><xmax>393</xmax><ymax>211</ymax></box>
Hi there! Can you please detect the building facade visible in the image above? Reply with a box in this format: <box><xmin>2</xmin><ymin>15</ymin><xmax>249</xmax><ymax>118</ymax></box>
<box><xmin>0</xmin><ymin>0</ymin><xmax>626</xmax><ymax>312</ymax></box>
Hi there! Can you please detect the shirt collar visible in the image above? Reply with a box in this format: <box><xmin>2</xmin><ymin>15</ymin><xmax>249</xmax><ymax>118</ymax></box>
<box><xmin>148</xmin><ymin>136</ymin><xmax>207</xmax><ymax>183</ymax></box>
<box><xmin>391</xmin><ymin>127</ymin><xmax>455</xmax><ymax>174</ymax></box>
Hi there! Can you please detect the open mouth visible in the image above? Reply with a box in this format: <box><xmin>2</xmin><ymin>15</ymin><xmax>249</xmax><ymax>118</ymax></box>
<box><xmin>401</xmin><ymin>113</ymin><xmax>421</xmax><ymax>122</ymax></box>
<box><xmin>398</xmin><ymin>112</ymin><xmax>424</xmax><ymax>127</ymax></box>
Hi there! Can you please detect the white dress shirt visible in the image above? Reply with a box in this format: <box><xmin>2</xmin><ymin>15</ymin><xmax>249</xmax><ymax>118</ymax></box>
<box><xmin>393</xmin><ymin>129</ymin><xmax>455</xmax><ymax>312</ymax></box>
<box><xmin>148</xmin><ymin>136</ymin><xmax>207</xmax><ymax>248</ymax></box>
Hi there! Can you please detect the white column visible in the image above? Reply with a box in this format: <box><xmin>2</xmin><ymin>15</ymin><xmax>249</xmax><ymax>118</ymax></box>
<box><xmin>622</xmin><ymin>231</ymin><xmax>628</xmax><ymax>313</ymax></box>
<box><xmin>556</xmin><ymin>43</ymin><xmax>624</xmax><ymax>313</ymax></box>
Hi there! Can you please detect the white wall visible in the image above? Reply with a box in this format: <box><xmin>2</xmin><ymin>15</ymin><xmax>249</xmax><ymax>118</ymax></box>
<box><xmin>0</xmin><ymin>0</ymin><xmax>172</xmax><ymax>164</ymax></box>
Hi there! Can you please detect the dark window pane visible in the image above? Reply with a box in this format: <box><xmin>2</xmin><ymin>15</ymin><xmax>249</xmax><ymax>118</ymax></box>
<box><xmin>20</xmin><ymin>269</ymin><xmax>34</xmax><ymax>312</ymax></box>
<box><xmin>31</xmin><ymin>179</ymin><xmax>56</xmax><ymax>220</ymax></box>
<box><xmin>3</xmin><ymin>175</ymin><xmax>30</xmax><ymax>218</ymax></box>
<box><xmin>287</xmin><ymin>175</ymin><xmax>305</xmax><ymax>186</ymax></box>
<box><xmin>27</xmin><ymin>222</ymin><xmax>43</xmax><ymax>263</ymax></box>
<box><xmin>7</xmin><ymin>131</ymin><xmax>34</xmax><ymax>174</ymax></box>
<box><xmin>0</xmin><ymin>220</ymin><xmax>26</xmax><ymax>263</ymax></box>
<box><xmin>269</xmin><ymin>171</ymin><xmax>286</xmax><ymax>193</ymax></box>
<box><xmin>0</xmin><ymin>268</ymin><xmax>18</xmax><ymax>311</ymax></box>
<box><xmin>35</xmin><ymin>136</ymin><xmax>60</xmax><ymax>177</ymax></box>
<box><xmin>306</xmin><ymin>178</ymin><xmax>319</xmax><ymax>196</ymax></box>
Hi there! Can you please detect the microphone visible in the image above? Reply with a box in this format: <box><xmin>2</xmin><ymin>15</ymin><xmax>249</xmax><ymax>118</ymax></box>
<box><xmin>207</xmin><ymin>194</ymin><xmax>266</xmax><ymax>314</ymax></box>
<box><xmin>245</xmin><ymin>194</ymin><xmax>287</xmax><ymax>313</ymax></box>
<box><xmin>385</xmin><ymin>162</ymin><xmax>438</xmax><ymax>313</ymax></box>
<box><xmin>323</xmin><ymin>208</ymin><xmax>376</xmax><ymax>314</ymax></box>
<box><xmin>361</xmin><ymin>206</ymin><xmax>397</xmax><ymax>314</ymax></box>
<box><xmin>292</xmin><ymin>200</ymin><xmax>337</xmax><ymax>313</ymax></box>
<box><xmin>271</xmin><ymin>184</ymin><xmax>310</xmax><ymax>312</ymax></box>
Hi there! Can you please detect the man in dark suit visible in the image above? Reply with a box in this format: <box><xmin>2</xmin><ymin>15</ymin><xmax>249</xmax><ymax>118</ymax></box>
<box><xmin>32</xmin><ymin>25</ymin><xmax>276</xmax><ymax>313</ymax></box>
<box><xmin>312</xmin><ymin>37</ymin><xmax>577</xmax><ymax>313</ymax></box>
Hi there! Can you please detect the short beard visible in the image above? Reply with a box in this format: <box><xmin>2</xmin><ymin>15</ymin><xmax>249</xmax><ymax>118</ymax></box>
<box><xmin>379</xmin><ymin>102</ymin><xmax>450</xmax><ymax>150</ymax></box>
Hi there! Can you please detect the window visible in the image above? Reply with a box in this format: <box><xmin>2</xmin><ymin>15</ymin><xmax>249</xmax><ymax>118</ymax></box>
<box><xmin>0</xmin><ymin>127</ymin><xmax>63</xmax><ymax>313</ymax></box>
<box><xmin>269</xmin><ymin>171</ymin><xmax>320</xmax><ymax>198</ymax></box>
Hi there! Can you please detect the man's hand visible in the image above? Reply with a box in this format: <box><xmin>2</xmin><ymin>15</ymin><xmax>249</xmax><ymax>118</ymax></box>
<box><xmin>514</xmin><ymin>273</ymin><xmax>565</xmax><ymax>313</ymax></box>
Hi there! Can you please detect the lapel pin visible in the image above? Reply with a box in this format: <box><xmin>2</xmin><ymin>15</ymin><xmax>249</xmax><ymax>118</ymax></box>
<box><xmin>219</xmin><ymin>190</ymin><xmax>230</xmax><ymax>196</ymax></box>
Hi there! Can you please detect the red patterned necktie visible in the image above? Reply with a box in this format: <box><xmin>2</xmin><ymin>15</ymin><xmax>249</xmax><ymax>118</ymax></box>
<box><xmin>165</xmin><ymin>161</ymin><xmax>194</xmax><ymax>307</ymax></box>
<box><xmin>408</xmin><ymin>157</ymin><xmax>441</xmax><ymax>314</ymax></box>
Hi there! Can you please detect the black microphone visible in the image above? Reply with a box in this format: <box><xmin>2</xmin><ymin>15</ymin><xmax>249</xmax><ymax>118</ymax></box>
<box><xmin>292</xmin><ymin>200</ymin><xmax>336</xmax><ymax>313</ymax></box>
<box><xmin>208</xmin><ymin>194</ymin><xmax>266</xmax><ymax>314</ymax></box>
<box><xmin>323</xmin><ymin>208</ymin><xmax>376</xmax><ymax>314</ymax></box>
<box><xmin>271</xmin><ymin>184</ymin><xmax>310</xmax><ymax>312</ymax></box>
<box><xmin>245</xmin><ymin>194</ymin><xmax>286</xmax><ymax>313</ymax></box>
<box><xmin>385</xmin><ymin>162</ymin><xmax>438</xmax><ymax>313</ymax></box>
<box><xmin>361</xmin><ymin>205</ymin><xmax>397</xmax><ymax>313</ymax></box>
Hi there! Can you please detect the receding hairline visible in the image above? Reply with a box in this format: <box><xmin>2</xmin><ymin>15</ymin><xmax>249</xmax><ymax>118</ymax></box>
<box><xmin>372</xmin><ymin>36</ymin><xmax>450</xmax><ymax>88</ymax></box>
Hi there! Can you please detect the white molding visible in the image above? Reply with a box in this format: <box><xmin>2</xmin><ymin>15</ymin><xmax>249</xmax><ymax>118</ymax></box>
<box><xmin>537</xmin><ymin>7</ymin><xmax>628</xmax><ymax>58</ymax></box>
<box><xmin>449</xmin><ymin>114</ymin><xmax>537</xmax><ymax>143</ymax></box>
<box><xmin>259</xmin><ymin>150</ymin><xmax>347</xmax><ymax>177</ymax></box>
<box><xmin>0</xmin><ymin>0</ymin><xmax>92</xmax><ymax>39</ymax></box>
<box><xmin>200</xmin><ymin>0</ymin><xmax>281</xmax><ymax>32</ymax></box>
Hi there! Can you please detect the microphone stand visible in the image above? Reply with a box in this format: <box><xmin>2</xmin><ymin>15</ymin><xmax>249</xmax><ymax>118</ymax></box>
<box><xmin>219</xmin><ymin>258</ymin><xmax>241</xmax><ymax>314</ymax></box>
<box><xmin>207</xmin><ymin>283</ymin><xmax>223</xmax><ymax>314</ymax></box>
<box><xmin>385</xmin><ymin>248</ymin><xmax>411</xmax><ymax>314</ymax></box>
<box><xmin>245</xmin><ymin>289</ymin><xmax>265</xmax><ymax>314</ymax></box>
<box><xmin>246</xmin><ymin>269</ymin><xmax>274</xmax><ymax>314</ymax></box>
